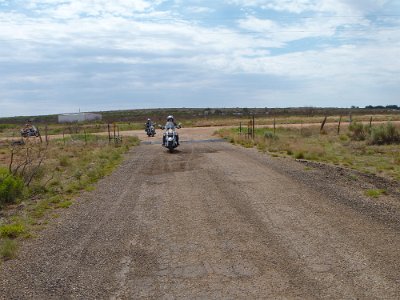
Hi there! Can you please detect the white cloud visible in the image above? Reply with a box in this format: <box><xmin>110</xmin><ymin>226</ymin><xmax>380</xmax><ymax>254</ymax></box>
<box><xmin>228</xmin><ymin>0</ymin><xmax>393</xmax><ymax>15</ymax></box>
<box><xmin>228</xmin><ymin>0</ymin><xmax>324</xmax><ymax>13</ymax></box>
<box><xmin>25</xmin><ymin>0</ymin><xmax>166</xmax><ymax>18</ymax></box>
<box><xmin>185</xmin><ymin>6</ymin><xmax>215</xmax><ymax>14</ymax></box>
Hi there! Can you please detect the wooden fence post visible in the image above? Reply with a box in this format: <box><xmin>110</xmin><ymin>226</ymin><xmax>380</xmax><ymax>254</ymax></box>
<box><xmin>320</xmin><ymin>116</ymin><xmax>327</xmax><ymax>133</ymax></box>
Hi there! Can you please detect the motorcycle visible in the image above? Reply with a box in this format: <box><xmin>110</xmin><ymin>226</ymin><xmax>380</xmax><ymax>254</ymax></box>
<box><xmin>20</xmin><ymin>126</ymin><xmax>40</xmax><ymax>138</ymax></box>
<box><xmin>161</xmin><ymin>123</ymin><xmax>181</xmax><ymax>152</ymax></box>
<box><xmin>145</xmin><ymin>124</ymin><xmax>156</xmax><ymax>137</ymax></box>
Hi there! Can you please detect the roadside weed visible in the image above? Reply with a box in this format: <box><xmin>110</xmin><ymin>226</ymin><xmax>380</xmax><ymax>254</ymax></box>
<box><xmin>365</xmin><ymin>189</ymin><xmax>387</xmax><ymax>198</ymax></box>
<box><xmin>57</xmin><ymin>201</ymin><xmax>72</xmax><ymax>209</ymax></box>
<box><xmin>0</xmin><ymin>223</ymin><xmax>26</xmax><ymax>238</ymax></box>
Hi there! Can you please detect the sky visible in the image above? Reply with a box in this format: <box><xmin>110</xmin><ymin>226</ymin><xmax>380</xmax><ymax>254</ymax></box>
<box><xmin>0</xmin><ymin>0</ymin><xmax>399</xmax><ymax>117</ymax></box>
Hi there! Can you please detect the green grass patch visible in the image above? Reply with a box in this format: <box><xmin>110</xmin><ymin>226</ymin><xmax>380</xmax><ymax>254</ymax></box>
<box><xmin>365</xmin><ymin>189</ymin><xmax>387</xmax><ymax>198</ymax></box>
<box><xmin>56</xmin><ymin>200</ymin><xmax>72</xmax><ymax>209</ymax></box>
<box><xmin>84</xmin><ymin>185</ymin><xmax>95</xmax><ymax>192</ymax></box>
<box><xmin>347</xmin><ymin>174</ymin><xmax>358</xmax><ymax>181</ymax></box>
<box><xmin>0</xmin><ymin>223</ymin><xmax>26</xmax><ymax>238</ymax></box>
<box><xmin>49</xmin><ymin>195</ymin><xmax>62</xmax><ymax>204</ymax></box>
<box><xmin>0</xmin><ymin>238</ymin><xmax>17</xmax><ymax>260</ymax></box>
<box><xmin>0</xmin><ymin>168</ymin><xmax>24</xmax><ymax>207</ymax></box>
<box><xmin>29</xmin><ymin>199</ymin><xmax>52</xmax><ymax>219</ymax></box>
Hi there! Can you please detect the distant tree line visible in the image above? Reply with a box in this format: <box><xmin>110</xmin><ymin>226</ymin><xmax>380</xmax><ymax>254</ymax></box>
<box><xmin>365</xmin><ymin>105</ymin><xmax>399</xmax><ymax>110</ymax></box>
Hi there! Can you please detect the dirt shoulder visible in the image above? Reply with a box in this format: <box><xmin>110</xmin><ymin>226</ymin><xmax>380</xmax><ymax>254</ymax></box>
<box><xmin>0</xmin><ymin>131</ymin><xmax>399</xmax><ymax>298</ymax></box>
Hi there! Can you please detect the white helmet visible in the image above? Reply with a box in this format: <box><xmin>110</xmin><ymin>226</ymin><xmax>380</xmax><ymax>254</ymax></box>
<box><xmin>167</xmin><ymin>115</ymin><xmax>174</xmax><ymax>121</ymax></box>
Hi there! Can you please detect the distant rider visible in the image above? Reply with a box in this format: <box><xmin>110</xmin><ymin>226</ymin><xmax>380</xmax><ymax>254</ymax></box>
<box><xmin>145</xmin><ymin>118</ymin><xmax>152</xmax><ymax>131</ymax></box>
<box><xmin>163</xmin><ymin>115</ymin><xmax>180</xmax><ymax>145</ymax></box>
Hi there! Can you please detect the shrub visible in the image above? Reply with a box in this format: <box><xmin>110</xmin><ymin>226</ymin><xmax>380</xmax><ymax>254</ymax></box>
<box><xmin>370</xmin><ymin>122</ymin><xmax>399</xmax><ymax>145</ymax></box>
<box><xmin>349</xmin><ymin>122</ymin><xmax>368</xmax><ymax>141</ymax></box>
<box><xmin>264</xmin><ymin>131</ymin><xmax>279</xmax><ymax>140</ymax></box>
<box><xmin>0</xmin><ymin>168</ymin><xmax>24</xmax><ymax>206</ymax></box>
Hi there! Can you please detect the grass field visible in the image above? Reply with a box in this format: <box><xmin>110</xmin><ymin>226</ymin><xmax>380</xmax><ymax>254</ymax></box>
<box><xmin>217</xmin><ymin>122</ymin><xmax>400</xmax><ymax>181</ymax></box>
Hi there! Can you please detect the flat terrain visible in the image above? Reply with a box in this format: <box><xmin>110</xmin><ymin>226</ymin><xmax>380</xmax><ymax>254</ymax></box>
<box><xmin>1</xmin><ymin>129</ymin><xmax>400</xmax><ymax>299</ymax></box>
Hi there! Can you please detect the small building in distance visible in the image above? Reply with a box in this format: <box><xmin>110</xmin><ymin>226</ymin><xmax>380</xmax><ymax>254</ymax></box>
<box><xmin>58</xmin><ymin>112</ymin><xmax>102</xmax><ymax>123</ymax></box>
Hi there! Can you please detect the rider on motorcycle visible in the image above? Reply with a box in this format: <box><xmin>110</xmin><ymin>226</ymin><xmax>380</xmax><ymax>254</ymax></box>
<box><xmin>145</xmin><ymin>118</ymin><xmax>152</xmax><ymax>130</ymax></box>
<box><xmin>163</xmin><ymin>115</ymin><xmax>180</xmax><ymax>145</ymax></box>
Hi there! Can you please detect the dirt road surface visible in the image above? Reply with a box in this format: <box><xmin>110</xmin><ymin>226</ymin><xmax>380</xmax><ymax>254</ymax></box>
<box><xmin>1</xmin><ymin>129</ymin><xmax>400</xmax><ymax>299</ymax></box>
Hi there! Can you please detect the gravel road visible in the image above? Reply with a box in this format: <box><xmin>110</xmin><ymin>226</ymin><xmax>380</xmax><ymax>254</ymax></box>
<box><xmin>1</xmin><ymin>132</ymin><xmax>400</xmax><ymax>299</ymax></box>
